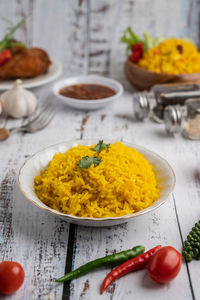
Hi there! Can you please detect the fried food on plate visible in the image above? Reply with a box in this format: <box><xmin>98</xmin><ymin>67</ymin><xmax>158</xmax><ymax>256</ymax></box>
<box><xmin>0</xmin><ymin>17</ymin><xmax>51</xmax><ymax>80</ymax></box>
<box><xmin>0</xmin><ymin>48</ymin><xmax>51</xmax><ymax>80</ymax></box>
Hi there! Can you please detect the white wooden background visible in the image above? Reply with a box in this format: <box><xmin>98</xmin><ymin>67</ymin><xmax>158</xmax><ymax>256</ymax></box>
<box><xmin>0</xmin><ymin>0</ymin><xmax>200</xmax><ymax>299</ymax></box>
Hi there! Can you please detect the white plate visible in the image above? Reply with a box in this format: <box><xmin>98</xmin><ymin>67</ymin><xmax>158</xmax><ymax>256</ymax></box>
<box><xmin>18</xmin><ymin>139</ymin><xmax>175</xmax><ymax>227</ymax></box>
<box><xmin>53</xmin><ymin>75</ymin><xmax>124</xmax><ymax>110</ymax></box>
<box><xmin>0</xmin><ymin>61</ymin><xmax>62</xmax><ymax>90</ymax></box>
<box><xmin>18</xmin><ymin>139</ymin><xmax>176</xmax><ymax>227</ymax></box>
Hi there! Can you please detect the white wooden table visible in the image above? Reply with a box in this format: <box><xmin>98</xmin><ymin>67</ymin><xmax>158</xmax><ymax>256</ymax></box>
<box><xmin>0</xmin><ymin>0</ymin><xmax>200</xmax><ymax>299</ymax></box>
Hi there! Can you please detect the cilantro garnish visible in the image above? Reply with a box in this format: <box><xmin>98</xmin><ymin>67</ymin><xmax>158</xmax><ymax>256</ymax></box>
<box><xmin>77</xmin><ymin>156</ymin><xmax>102</xmax><ymax>169</ymax></box>
<box><xmin>91</xmin><ymin>140</ymin><xmax>110</xmax><ymax>153</ymax></box>
<box><xmin>77</xmin><ymin>141</ymin><xmax>110</xmax><ymax>169</ymax></box>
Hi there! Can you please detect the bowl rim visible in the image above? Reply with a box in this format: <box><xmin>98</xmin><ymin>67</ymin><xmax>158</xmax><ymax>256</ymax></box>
<box><xmin>52</xmin><ymin>75</ymin><xmax>124</xmax><ymax>104</ymax></box>
<box><xmin>18</xmin><ymin>139</ymin><xmax>176</xmax><ymax>222</ymax></box>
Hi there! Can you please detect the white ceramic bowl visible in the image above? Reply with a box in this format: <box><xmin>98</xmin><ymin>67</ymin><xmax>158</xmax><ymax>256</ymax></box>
<box><xmin>52</xmin><ymin>75</ymin><xmax>124</xmax><ymax>110</ymax></box>
<box><xmin>18</xmin><ymin>139</ymin><xmax>176</xmax><ymax>227</ymax></box>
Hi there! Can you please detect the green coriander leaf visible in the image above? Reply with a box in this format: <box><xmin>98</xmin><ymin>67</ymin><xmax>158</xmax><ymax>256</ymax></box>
<box><xmin>92</xmin><ymin>140</ymin><xmax>110</xmax><ymax>153</ymax></box>
<box><xmin>77</xmin><ymin>156</ymin><xmax>93</xmax><ymax>169</ymax></box>
<box><xmin>92</xmin><ymin>157</ymin><xmax>102</xmax><ymax>166</ymax></box>
<box><xmin>77</xmin><ymin>156</ymin><xmax>102</xmax><ymax>169</ymax></box>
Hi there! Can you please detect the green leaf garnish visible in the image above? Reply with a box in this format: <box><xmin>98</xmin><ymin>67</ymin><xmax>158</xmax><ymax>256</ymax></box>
<box><xmin>77</xmin><ymin>156</ymin><xmax>102</xmax><ymax>169</ymax></box>
<box><xmin>77</xmin><ymin>140</ymin><xmax>109</xmax><ymax>169</ymax></box>
<box><xmin>121</xmin><ymin>28</ymin><xmax>167</xmax><ymax>54</ymax></box>
<box><xmin>121</xmin><ymin>27</ymin><xmax>142</xmax><ymax>54</ymax></box>
<box><xmin>9</xmin><ymin>41</ymin><xmax>27</xmax><ymax>49</ymax></box>
<box><xmin>0</xmin><ymin>16</ymin><xmax>28</xmax><ymax>52</ymax></box>
<box><xmin>91</xmin><ymin>140</ymin><xmax>110</xmax><ymax>153</ymax></box>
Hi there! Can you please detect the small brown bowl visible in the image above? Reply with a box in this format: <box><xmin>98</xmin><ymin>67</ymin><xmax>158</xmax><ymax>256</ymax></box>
<box><xmin>125</xmin><ymin>59</ymin><xmax>200</xmax><ymax>90</ymax></box>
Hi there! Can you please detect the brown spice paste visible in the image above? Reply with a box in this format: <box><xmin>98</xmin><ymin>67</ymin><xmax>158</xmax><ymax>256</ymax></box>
<box><xmin>59</xmin><ymin>84</ymin><xmax>116</xmax><ymax>100</ymax></box>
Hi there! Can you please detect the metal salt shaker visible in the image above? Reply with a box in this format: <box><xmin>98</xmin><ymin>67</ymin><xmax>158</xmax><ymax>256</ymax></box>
<box><xmin>164</xmin><ymin>98</ymin><xmax>200</xmax><ymax>140</ymax></box>
<box><xmin>133</xmin><ymin>83</ymin><xmax>200</xmax><ymax>123</ymax></box>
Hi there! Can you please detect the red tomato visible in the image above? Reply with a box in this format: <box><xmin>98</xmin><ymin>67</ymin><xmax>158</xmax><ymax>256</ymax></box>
<box><xmin>0</xmin><ymin>49</ymin><xmax>12</xmax><ymax>65</ymax></box>
<box><xmin>148</xmin><ymin>246</ymin><xmax>182</xmax><ymax>283</ymax></box>
<box><xmin>0</xmin><ymin>261</ymin><xmax>25</xmax><ymax>295</ymax></box>
<box><xmin>130</xmin><ymin>43</ymin><xmax>143</xmax><ymax>63</ymax></box>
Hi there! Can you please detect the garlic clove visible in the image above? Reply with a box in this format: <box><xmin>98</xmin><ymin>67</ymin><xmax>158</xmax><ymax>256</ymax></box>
<box><xmin>23</xmin><ymin>90</ymin><xmax>37</xmax><ymax>116</ymax></box>
<box><xmin>14</xmin><ymin>79</ymin><xmax>23</xmax><ymax>89</ymax></box>
<box><xmin>0</xmin><ymin>79</ymin><xmax>38</xmax><ymax>119</ymax></box>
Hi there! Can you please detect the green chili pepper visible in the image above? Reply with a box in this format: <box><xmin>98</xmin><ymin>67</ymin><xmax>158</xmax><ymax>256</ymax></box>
<box><xmin>56</xmin><ymin>245</ymin><xmax>145</xmax><ymax>282</ymax></box>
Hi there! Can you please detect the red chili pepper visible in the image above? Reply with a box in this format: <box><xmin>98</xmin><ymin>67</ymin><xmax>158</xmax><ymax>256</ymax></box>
<box><xmin>130</xmin><ymin>43</ymin><xmax>143</xmax><ymax>63</ymax></box>
<box><xmin>0</xmin><ymin>49</ymin><xmax>12</xmax><ymax>66</ymax></box>
<box><xmin>101</xmin><ymin>245</ymin><xmax>161</xmax><ymax>294</ymax></box>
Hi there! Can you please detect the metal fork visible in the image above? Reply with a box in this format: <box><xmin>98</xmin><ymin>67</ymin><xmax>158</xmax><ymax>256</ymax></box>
<box><xmin>0</xmin><ymin>104</ymin><xmax>56</xmax><ymax>141</ymax></box>
<box><xmin>10</xmin><ymin>104</ymin><xmax>55</xmax><ymax>133</ymax></box>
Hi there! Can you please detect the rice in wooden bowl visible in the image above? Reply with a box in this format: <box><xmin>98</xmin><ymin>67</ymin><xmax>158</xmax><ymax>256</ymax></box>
<box><xmin>18</xmin><ymin>139</ymin><xmax>175</xmax><ymax>227</ymax></box>
<box><xmin>123</xmin><ymin>33</ymin><xmax>200</xmax><ymax>90</ymax></box>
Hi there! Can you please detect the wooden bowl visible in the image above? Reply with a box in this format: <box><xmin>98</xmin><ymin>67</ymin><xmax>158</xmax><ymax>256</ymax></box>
<box><xmin>125</xmin><ymin>59</ymin><xmax>200</xmax><ymax>90</ymax></box>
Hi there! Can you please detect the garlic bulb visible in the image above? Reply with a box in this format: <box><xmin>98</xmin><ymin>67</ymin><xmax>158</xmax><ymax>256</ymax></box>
<box><xmin>0</xmin><ymin>79</ymin><xmax>37</xmax><ymax>118</ymax></box>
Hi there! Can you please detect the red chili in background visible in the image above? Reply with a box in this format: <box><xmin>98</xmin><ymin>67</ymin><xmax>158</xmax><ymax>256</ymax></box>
<box><xmin>101</xmin><ymin>245</ymin><xmax>161</xmax><ymax>294</ymax></box>
<box><xmin>130</xmin><ymin>43</ymin><xmax>143</xmax><ymax>63</ymax></box>
<box><xmin>0</xmin><ymin>49</ymin><xmax>12</xmax><ymax>66</ymax></box>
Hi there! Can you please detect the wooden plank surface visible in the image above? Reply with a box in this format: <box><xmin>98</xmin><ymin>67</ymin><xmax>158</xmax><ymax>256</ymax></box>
<box><xmin>0</xmin><ymin>0</ymin><xmax>200</xmax><ymax>299</ymax></box>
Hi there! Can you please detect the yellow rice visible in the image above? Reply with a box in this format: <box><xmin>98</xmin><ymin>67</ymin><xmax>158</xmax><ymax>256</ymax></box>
<box><xmin>138</xmin><ymin>38</ymin><xmax>200</xmax><ymax>74</ymax></box>
<box><xmin>34</xmin><ymin>142</ymin><xmax>159</xmax><ymax>218</ymax></box>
